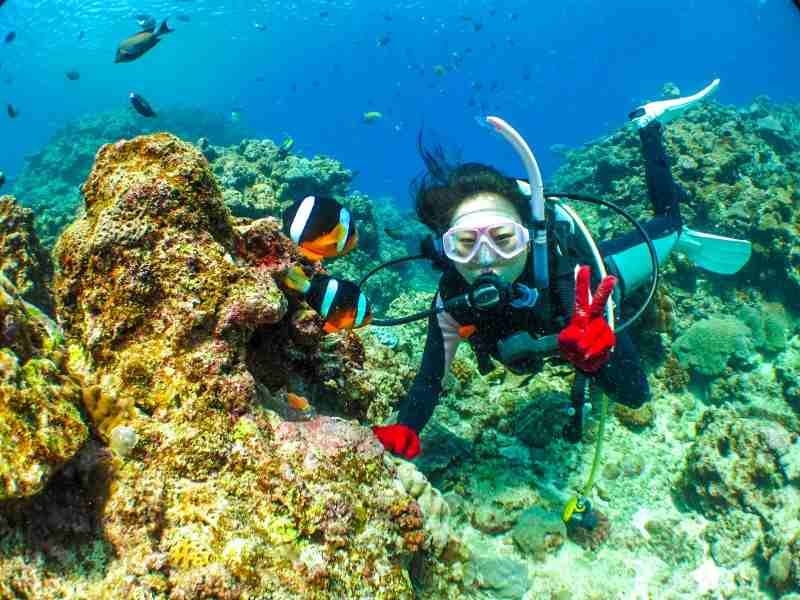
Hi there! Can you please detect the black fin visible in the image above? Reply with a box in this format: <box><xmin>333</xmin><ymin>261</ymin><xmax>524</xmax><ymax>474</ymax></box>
<box><xmin>157</xmin><ymin>20</ymin><xmax>173</xmax><ymax>36</ymax></box>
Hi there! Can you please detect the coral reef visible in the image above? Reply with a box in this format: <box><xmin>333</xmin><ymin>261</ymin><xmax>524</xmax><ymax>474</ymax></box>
<box><xmin>0</xmin><ymin>273</ymin><xmax>87</xmax><ymax>500</ymax></box>
<box><xmin>672</xmin><ymin>316</ymin><xmax>754</xmax><ymax>376</ymax></box>
<box><xmin>13</xmin><ymin>107</ymin><xmax>249</xmax><ymax>248</ymax></box>
<box><xmin>206</xmin><ymin>138</ymin><xmax>353</xmax><ymax>218</ymax></box>
<box><xmin>0</xmin><ymin>195</ymin><xmax>54</xmax><ymax>314</ymax></box>
<box><xmin>0</xmin><ymin>132</ymin><xmax>455</xmax><ymax>599</ymax></box>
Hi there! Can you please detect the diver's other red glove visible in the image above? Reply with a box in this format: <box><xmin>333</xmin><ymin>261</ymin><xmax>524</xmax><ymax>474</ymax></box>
<box><xmin>558</xmin><ymin>265</ymin><xmax>617</xmax><ymax>373</ymax></box>
<box><xmin>372</xmin><ymin>424</ymin><xmax>421</xmax><ymax>459</ymax></box>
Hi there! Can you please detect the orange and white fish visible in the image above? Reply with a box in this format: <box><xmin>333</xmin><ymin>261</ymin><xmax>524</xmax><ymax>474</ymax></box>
<box><xmin>282</xmin><ymin>195</ymin><xmax>358</xmax><ymax>261</ymax></box>
<box><xmin>262</xmin><ymin>389</ymin><xmax>316</xmax><ymax>421</ymax></box>
<box><xmin>284</xmin><ymin>266</ymin><xmax>372</xmax><ymax>333</ymax></box>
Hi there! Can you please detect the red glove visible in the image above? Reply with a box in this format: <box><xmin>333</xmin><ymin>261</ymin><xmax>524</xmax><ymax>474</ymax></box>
<box><xmin>372</xmin><ymin>424</ymin><xmax>421</xmax><ymax>459</ymax></box>
<box><xmin>558</xmin><ymin>265</ymin><xmax>617</xmax><ymax>373</ymax></box>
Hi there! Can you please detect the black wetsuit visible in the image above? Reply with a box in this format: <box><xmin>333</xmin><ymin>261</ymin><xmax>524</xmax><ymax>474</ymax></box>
<box><xmin>398</xmin><ymin>122</ymin><xmax>685</xmax><ymax>433</ymax></box>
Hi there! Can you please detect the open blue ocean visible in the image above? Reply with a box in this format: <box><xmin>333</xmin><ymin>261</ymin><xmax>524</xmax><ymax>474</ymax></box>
<box><xmin>1</xmin><ymin>1</ymin><xmax>798</xmax><ymax>202</ymax></box>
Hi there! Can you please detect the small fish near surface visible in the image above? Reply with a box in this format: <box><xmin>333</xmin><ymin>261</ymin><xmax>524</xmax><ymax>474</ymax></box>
<box><xmin>6</xmin><ymin>103</ymin><xmax>17</xmax><ymax>118</ymax></box>
<box><xmin>129</xmin><ymin>92</ymin><xmax>156</xmax><ymax>117</ymax></box>
<box><xmin>115</xmin><ymin>20</ymin><xmax>172</xmax><ymax>63</ymax></box>
<box><xmin>284</xmin><ymin>266</ymin><xmax>372</xmax><ymax>333</ymax></box>
<box><xmin>362</xmin><ymin>111</ymin><xmax>383</xmax><ymax>124</ymax></box>
<box><xmin>4</xmin><ymin>31</ymin><xmax>14</xmax><ymax>44</ymax></box>
<box><xmin>65</xmin><ymin>69</ymin><xmax>80</xmax><ymax>81</ymax></box>
<box><xmin>282</xmin><ymin>195</ymin><xmax>358</xmax><ymax>261</ymax></box>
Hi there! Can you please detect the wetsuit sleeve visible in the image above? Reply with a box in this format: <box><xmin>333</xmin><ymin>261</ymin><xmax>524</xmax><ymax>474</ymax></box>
<box><xmin>594</xmin><ymin>329</ymin><xmax>649</xmax><ymax>408</ymax></box>
<box><xmin>397</xmin><ymin>297</ymin><xmax>462</xmax><ymax>433</ymax></box>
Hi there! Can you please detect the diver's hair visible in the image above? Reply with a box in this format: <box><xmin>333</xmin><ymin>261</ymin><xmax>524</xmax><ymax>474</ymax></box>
<box><xmin>410</xmin><ymin>129</ymin><xmax>531</xmax><ymax>234</ymax></box>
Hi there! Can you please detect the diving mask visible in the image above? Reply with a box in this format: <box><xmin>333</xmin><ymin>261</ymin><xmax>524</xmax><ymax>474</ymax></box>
<box><xmin>442</xmin><ymin>219</ymin><xmax>530</xmax><ymax>264</ymax></box>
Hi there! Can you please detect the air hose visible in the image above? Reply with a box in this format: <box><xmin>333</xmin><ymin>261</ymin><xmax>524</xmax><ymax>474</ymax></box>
<box><xmin>561</xmin><ymin>381</ymin><xmax>609</xmax><ymax>528</ymax></box>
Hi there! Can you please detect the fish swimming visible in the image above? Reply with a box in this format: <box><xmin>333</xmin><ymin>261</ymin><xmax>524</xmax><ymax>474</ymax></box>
<box><xmin>115</xmin><ymin>20</ymin><xmax>172</xmax><ymax>63</ymax></box>
<box><xmin>284</xmin><ymin>267</ymin><xmax>372</xmax><ymax>333</ymax></box>
<box><xmin>6</xmin><ymin>104</ymin><xmax>17</xmax><ymax>118</ymax></box>
<box><xmin>4</xmin><ymin>31</ymin><xmax>14</xmax><ymax>44</ymax></box>
<box><xmin>66</xmin><ymin>70</ymin><xmax>80</xmax><ymax>81</ymax></box>
<box><xmin>0</xmin><ymin>172</ymin><xmax>5</xmax><ymax>188</ymax></box>
<box><xmin>362</xmin><ymin>111</ymin><xmax>383</xmax><ymax>124</ymax></box>
<box><xmin>282</xmin><ymin>195</ymin><xmax>358</xmax><ymax>261</ymax></box>
<box><xmin>256</xmin><ymin>383</ymin><xmax>316</xmax><ymax>421</ymax></box>
<box><xmin>129</xmin><ymin>92</ymin><xmax>156</xmax><ymax>117</ymax></box>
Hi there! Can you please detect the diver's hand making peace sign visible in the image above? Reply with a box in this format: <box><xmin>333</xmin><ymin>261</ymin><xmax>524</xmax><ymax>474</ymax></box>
<box><xmin>557</xmin><ymin>265</ymin><xmax>617</xmax><ymax>373</ymax></box>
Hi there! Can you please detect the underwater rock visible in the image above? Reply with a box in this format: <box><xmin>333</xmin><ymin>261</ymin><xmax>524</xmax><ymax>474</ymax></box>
<box><xmin>613</xmin><ymin>401</ymin><xmax>655</xmax><ymax>430</ymax></box>
<box><xmin>13</xmin><ymin>108</ymin><xmax>249</xmax><ymax>249</ymax></box>
<box><xmin>390</xmin><ymin>455</ymin><xmax>454</xmax><ymax>556</ymax></box>
<box><xmin>775</xmin><ymin>336</ymin><xmax>800</xmax><ymax>411</ymax></box>
<box><xmin>512</xmin><ymin>390</ymin><xmax>569</xmax><ymax>448</ymax></box>
<box><xmin>672</xmin><ymin>316</ymin><xmax>754</xmax><ymax>377</ymax></box>
<box><xmin>414</xmin><ymin>421</ymin><xmax>474</xmax><ymax>478</ymax></box>
<box><xmin>738</xmin><ymin>303</ymin><xmax>790</xmax><ymax>354</ymax></box>
<box><xmin>511</xmin><ymin>505</ymin><xmax>567</xmax><ymax>560</ymax></box>
<box><xmin>679</xmin><ymin>408</ymin><xmax>792</xmax><ymax>516</ymax></box>
<box><xmin>36</xmin><ymin>133</ymin><xmax>432</xmax><ymax>598</ymax></box>
<box><xmin>678</xmin><ymin>407</ymin><xmax>800</xmax><ymax>575</ymax></box>
<box><xmin>207</xmin><ymin>138</ymin><xmax>352</xmax><ymax>218</ymax></box>
<box><xmin>566</xmin><ymin>511</ymin><xmax>611</xmax><ymax>551</ymax></box>
<box><xmin>0</xmin><ymin>273</ymin><xmax>87</xmax><ymax>500</ymax></box>
<box><xmin>641</xmin><ymin>516</ymin><xmax>705</xmax><ymax>568</ymax></box>
<box><xmin>470</xmin><ymin>503</ymin><xmax>516</xmax><ymax>534</ymax></box>
<box><xmin>0</xmin><ymin>195</ymin><xmax>54</xmax><ymax>315</ymax></box>
<box><xmin>468</xmin><ymin>555</ymin><xmax>530</xmax><ymax>599</ymax></box>
<box><xmin>706</xmin><ymin>511</ymin><xmax>762</xmax><ymax>568</ymax></box>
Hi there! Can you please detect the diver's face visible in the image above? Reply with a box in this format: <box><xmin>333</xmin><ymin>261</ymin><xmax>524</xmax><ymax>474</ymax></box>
<box><xmin>448</xmin><ymin>193</ymin><xmax>528</xmax><ymax>285</ymax></box>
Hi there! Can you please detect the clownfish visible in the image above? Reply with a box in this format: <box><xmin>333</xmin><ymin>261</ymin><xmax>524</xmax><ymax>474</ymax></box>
<box><xmin>282</xmin><ymin>195</ymin><xmax>358</xmax><ymax>261</ymax></box>
<box><xmin>284</xmin><ymin>266</ymin><xmax>372</xmax><ymax>333</ymax></box>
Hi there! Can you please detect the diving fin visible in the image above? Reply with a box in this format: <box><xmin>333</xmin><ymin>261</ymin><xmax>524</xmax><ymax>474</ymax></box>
<box><xmin>674</xmin><ymin>226</ymin><xmax>751</xmax><ymax>275</ymax></box>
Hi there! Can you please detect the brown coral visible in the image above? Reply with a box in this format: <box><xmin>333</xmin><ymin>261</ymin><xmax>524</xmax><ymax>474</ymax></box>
<box><xmin>15</xmin><ymin>133</ymin><xmax>431</xmax><ymax>599</ymax></box>
<box><xmin>566</xmin><ymin>509</ymin><xmax>611</xmax><ymax>550</ymax></box>
<box><xmin>0</xmin><ymin>195</ymin><xmax>54</xmax><ymax>315</ymax></box>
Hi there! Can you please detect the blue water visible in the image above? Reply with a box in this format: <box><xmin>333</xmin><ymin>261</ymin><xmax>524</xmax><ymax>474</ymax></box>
<box><xmin>0</xmin><ymin>0</ymin><xmax>798</xmax><ymax>208</ymax></box>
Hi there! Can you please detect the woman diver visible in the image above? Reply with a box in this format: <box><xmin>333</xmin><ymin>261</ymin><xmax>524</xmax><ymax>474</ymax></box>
<box><xmin>371</xmin><ymin>78</ymin><xmax>751</xmax><ymax>460</ymax></box>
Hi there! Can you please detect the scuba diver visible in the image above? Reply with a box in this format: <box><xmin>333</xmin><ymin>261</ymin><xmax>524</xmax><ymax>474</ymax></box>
<box><xmin>368</xmin><ymin>78</ymin><xmax>752</xmax><ymax>460</ymax></box>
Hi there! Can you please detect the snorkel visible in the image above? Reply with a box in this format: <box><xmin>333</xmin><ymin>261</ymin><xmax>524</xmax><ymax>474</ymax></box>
<box><xmin>484</xmin><ymin>116</ymin><xmax>549</xmax><ymax>292</ymax></box>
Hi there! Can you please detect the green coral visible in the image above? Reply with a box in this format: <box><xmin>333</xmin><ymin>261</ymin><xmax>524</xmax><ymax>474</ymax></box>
<box><xmin>0</xmin><ymin>274</ymin><xmax>87</xmax><ymax>500</ymax></box>
<box><xmin>672</xmin><ymin>316</ymin><xmax>753</xmax><ymax>376</ymax></box>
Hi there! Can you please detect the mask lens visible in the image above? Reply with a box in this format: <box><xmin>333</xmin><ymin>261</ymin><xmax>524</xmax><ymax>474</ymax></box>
<box><xmin>452</xmin><ymin>230</ymin><xmax>477</xmax><ymax>258</ymax></box>
<box><xmin>443</xmin><ymin>221</ymin><xmax>528</xmax><ymax>263</ymax></box>
<box><xmin>488</xmin><ymin>223</ymin><xmax>524</xmax><ymax>254</ymax></box>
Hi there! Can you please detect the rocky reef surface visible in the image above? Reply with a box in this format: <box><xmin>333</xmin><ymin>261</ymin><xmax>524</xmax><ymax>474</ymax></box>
<box><xmin>1</xmin><ymin>93</ymin><xmax>800</xmax><ymax>599</ymax></box>
<box><xmin>11</xmin><ymin>107</ymin><xmax>250</xmax><ymax>249</ymax></box>
<box><xmin>0</xmin><ymin>134</ymin><xmax>462</xmax><ymax>598</ymax></box>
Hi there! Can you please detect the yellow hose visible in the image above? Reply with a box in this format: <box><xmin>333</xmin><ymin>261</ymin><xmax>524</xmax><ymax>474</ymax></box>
<box><xmin>562</xmin><ymin>385</ymin><xmax>608</xmax><ymax>523</ymax></box>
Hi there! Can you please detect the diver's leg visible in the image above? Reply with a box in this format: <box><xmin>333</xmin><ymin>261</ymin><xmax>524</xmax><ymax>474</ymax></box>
<box><xmin>599</xmin><ymin>218</ymin><xmax>680</xmax><ymax>301</ymax></box>
<box><xmin>638</xmin><ymin>120</ymin><xmax>685</xmax><ymax>220</ymax></box>
<box><xmin>595</xmin><ymin>330</ymin><xmax>649</xmax><ymax>409</ymax></box>
<box><xmin>597</xmin><ymin>120</ymin><xmax>685</xmax><ymax>300</ymax></box>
